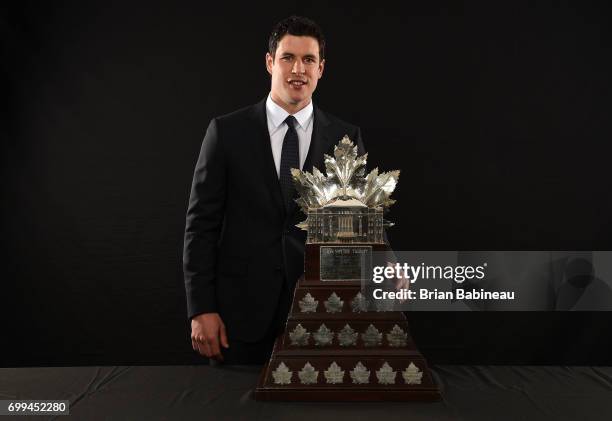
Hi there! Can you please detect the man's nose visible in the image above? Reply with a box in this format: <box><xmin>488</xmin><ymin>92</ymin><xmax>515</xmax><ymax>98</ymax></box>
<box><xmin>292</xmin><ymin>59</ymin><xmax>305</xmax><ymax>74</ymax></box>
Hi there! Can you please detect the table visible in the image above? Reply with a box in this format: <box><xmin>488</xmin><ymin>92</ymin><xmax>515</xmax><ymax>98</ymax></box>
<box><xmin>1</xmin><ymin>365</ymin><xmax>610</xmax><ymax>420</ymax></box>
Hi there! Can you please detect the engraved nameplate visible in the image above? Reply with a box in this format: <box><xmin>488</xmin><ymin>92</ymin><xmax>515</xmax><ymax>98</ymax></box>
<box><xmin>319</xmin><ymin>246</ymin><xmax>372</xmax><ymax>281</ymax></box>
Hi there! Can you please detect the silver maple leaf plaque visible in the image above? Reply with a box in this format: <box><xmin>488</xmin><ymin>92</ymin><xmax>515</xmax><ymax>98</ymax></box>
<box><xmin>324</xmin><ymin>292</ymin><xmax>344</xmax><ymax>313</ymax></box>
<box><xmin>313</xmin><ymin>324</ymin><xmax>334</xmax><ymax>347</ymax></box>
<box><xmin>289</xmin><ymin>324</ymin><xmax>310</xmax><ymax>346</ymax></box>
<box><xmin>272</xmin><ymin>362</ymin><xmax>292</xmax><ymax>385</ymax></box>
<box><xmin>338</xmin><ymin>324</ymin><xmax>358</xmax><ymax>347</ymax></box>
<box><xmin>298</xmin><ymin>293</ymin><xmax>318</xmax><ymax>313</ymax></box>
<box><xmin>376</xmin><ymin>362</ymin><xmax>397</xmax><ymax>385</ymax></box>
<box><xmin>324</xmin><ymin>362</ymin><xmax>345</xmax><ymax>384</ymax></box>
<box><xmin>386</xmin><ymin>324</ymin><xmax>408</xmax><ymax>347</ymax></box>
<box><xmin>298</xmin><ymin>362</ymin><xmax>319</xmax><ymax>385</ymax></box>
<box><xmin>350</xmin><ymin>292</ymin><xmax>369</xmax><ymax>312</ymax></box>
<box><xmin>402</xmin><ymin>362</ymin><xmax>423</xmax><ymax>385</ymax></box>
<box><xmin>350</xmin><ymin>362</ymin><xmax>371</xmax><ymax>384</ymax></box>
<box><xmin>374</xmin><ymin>296</ymin><xmax>394</xmax><ymax>312</ymax></box>
<box><xmin>361</xmin><ymin>324</ymin><xmax>383</xmax><ymax>347</ymax></box>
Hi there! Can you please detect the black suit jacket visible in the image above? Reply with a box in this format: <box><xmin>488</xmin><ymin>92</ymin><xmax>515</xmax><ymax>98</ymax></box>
<box><xmin>183</xmin><ymin>98</ymin><xmax>364</xmax><ymax>342</ymax></box>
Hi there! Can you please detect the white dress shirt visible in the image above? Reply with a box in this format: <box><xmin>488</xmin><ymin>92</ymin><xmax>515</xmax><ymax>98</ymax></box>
<box><xmin>265</xmin><ymin>94</ymin><xmax>314</xmax><ymax>177</ymax></box>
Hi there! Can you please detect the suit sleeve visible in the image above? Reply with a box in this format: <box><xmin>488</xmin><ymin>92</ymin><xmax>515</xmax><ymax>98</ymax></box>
<box><xmin>183</xmin><ymin>118</ymin><xmax>226</xmax><ymax>319</ymax></box>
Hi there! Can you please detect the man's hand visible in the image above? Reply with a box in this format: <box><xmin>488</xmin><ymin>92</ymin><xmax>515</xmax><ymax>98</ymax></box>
<box><xmin>191</xmin><ymin>313</ymin><xmax>229</xmax><ymax>361</ymax></box>
<box><xmin>388</xmin><ymin>261</ymin><xmax>410</xmax><ymax>303</ymax></box>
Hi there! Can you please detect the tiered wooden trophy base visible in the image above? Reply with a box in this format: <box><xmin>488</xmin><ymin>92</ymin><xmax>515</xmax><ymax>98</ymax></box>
<box><xmin>255</xmin><ymin>244</ymin><xmax>440</xmax><ymax>401</ymax></box>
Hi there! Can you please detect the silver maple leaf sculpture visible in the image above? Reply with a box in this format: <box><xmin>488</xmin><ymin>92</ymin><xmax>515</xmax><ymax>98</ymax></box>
<box><xmin>291</xmin><ymin>136</ymin><xmax>400</xmax><ymax>231</ymax></box>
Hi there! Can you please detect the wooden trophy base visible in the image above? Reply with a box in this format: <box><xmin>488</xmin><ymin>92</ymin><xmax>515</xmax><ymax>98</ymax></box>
<box><xmin>254</xmin><ymin>244</ymin><xmax>440</xmax><ymax>401</ymax></box>
<box><xmin>255</xmin><ymin>343</ymin><xmax>440</xmax><ymax>401</ymax></box>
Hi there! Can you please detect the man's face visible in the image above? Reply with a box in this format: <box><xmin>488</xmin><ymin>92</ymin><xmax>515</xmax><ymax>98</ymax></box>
<box><xmin>266</xmin><ymin>34</ymin><xmax>325</xmax><ymax>112</ymax></box>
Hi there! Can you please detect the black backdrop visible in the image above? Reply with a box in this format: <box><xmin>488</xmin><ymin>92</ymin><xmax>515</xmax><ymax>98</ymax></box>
<box><xmin>2</xmin><ymin>1</ymin><xmax>612</xmax><ymax>367</ymax></box>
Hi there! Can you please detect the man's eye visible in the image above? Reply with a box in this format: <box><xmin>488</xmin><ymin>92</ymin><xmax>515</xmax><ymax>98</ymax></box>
<box><xmin>282</xmin><ymin>56</ymin><xmax>292</xmax><ymax>61</ymax></box>
<box><xmin>305</xmin><ymin>58</ymin><xmax>315</xmax><ymax>63</ymax></box>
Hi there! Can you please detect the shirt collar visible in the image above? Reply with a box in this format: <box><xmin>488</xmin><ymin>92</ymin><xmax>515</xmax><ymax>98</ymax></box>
<box><xmin>266</xmin><ymin>93</ymin><xmax>314</xmax><ymax>130</ymax></box>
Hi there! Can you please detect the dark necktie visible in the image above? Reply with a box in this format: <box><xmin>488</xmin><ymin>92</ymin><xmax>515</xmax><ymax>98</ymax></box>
<box><xmin>279</xmin><ymin>115</ymin><xmax>299</xmax><ymax>210</ymax></box>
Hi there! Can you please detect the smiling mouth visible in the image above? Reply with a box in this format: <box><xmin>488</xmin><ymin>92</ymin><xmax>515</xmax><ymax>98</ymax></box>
<box><xmin>288</xmin><ymin>79</ymin><xmax>307</xmax><ymax>87</ymax></box>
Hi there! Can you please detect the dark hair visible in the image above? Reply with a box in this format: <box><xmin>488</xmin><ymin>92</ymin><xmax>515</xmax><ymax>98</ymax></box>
<box><xmin>268</xmin><ymin>16</ymin><xmax>326</xmax><ymax>61</ymax></box>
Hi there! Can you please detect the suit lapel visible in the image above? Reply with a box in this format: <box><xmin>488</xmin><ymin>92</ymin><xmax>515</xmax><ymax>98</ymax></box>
<box><xmin>303</xmin><ymin>105</ymin><xmax>332</xmax><ymax>173</ymax></box>
<box><xmin>251</xmin><ymin>99</ymin><xmax>286</xmax><ymax>218</ymax></box>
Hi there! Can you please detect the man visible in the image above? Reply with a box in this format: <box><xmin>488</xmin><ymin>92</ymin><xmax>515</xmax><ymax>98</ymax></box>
<box><xmin>183</xmin><ymin>16</ymin><xmax>364</xmax><ymax>364</ymax></box>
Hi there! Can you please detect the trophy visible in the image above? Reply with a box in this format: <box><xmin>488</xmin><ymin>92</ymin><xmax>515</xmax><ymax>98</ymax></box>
<box><xmin>254</xmin><ymin>137</ymin><xmax>440</xmax><ymax>401</ymax></box>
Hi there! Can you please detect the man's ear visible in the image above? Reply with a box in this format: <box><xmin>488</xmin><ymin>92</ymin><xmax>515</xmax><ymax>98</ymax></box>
<box><xmin>265</xmin><ymin>52</ymin><xmax>274</xmax><ymax>76</ymax></box>
<box><xmin>318</xmin><ymin>59</ymin><xmax>325</xmax><ymax>79</ymax></box>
